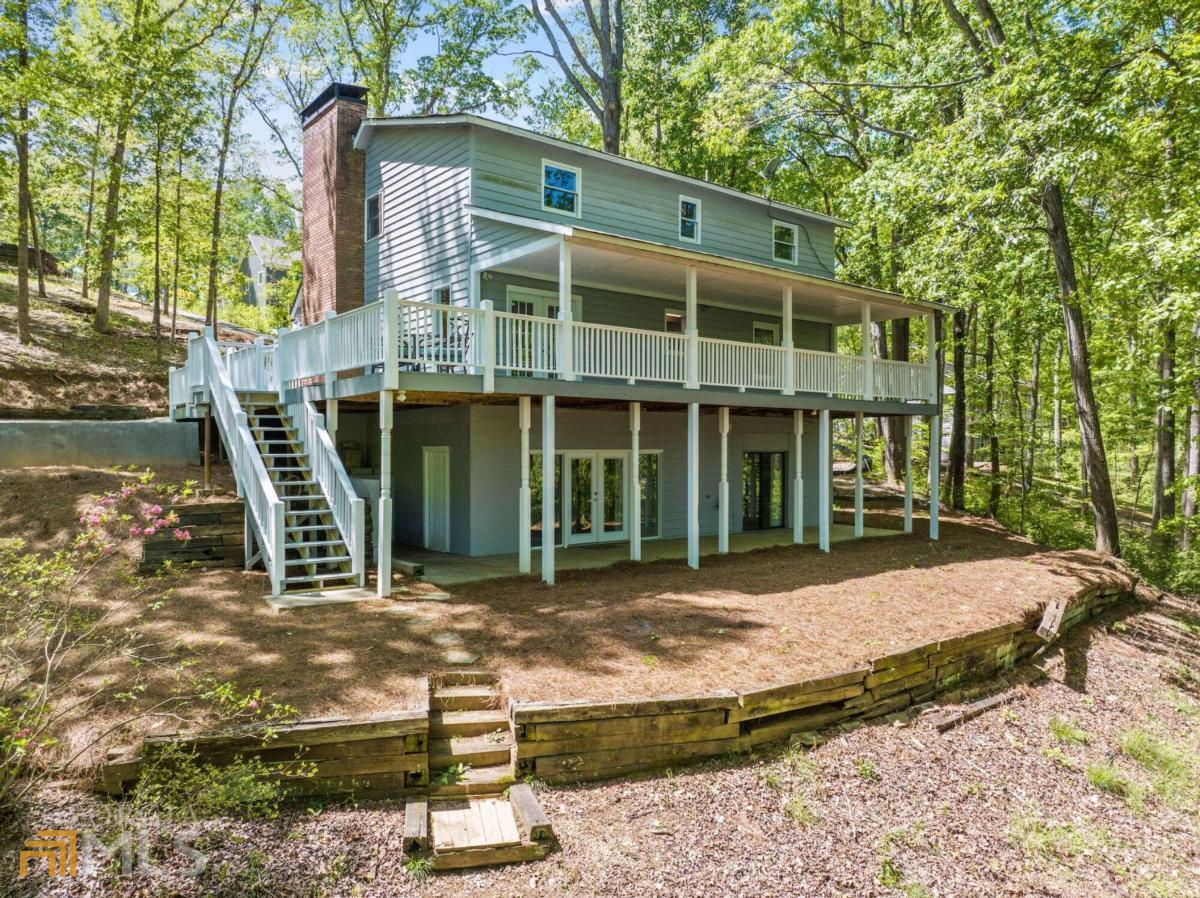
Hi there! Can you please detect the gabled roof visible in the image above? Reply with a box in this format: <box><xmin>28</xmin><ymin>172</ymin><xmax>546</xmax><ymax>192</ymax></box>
<box><xmin>353</xmin><ymin>114</ymin><xmax>853</xmax><ymax>229</ymax></box>
<box><xmin>247</xmin><ymin>234</ymin><xmax>300</xmax><ymax>270</ymax></box>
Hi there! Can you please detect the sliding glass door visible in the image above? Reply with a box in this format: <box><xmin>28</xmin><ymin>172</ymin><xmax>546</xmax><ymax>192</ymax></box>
<box><xmin>743</xmin><ymin>451</ymin><xmax>786</xmax><ymax>530</ymax></box>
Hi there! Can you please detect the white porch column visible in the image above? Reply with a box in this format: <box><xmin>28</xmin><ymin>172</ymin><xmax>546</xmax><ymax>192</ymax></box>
<box><xmin>630</xmin><ymin>401</ymin><xmax>642</xmax><ymax>562</ymax></box>
<box><xmin>718</xmin><ymin>406</ymin><xmax>730</xmax><ymax>553</ymax></box>
<box><xmin>926</xmin><ymin>312</ymin><xmax>938</xmax><ymax>403</ymax></box>
<box><xmin>321</xmin><ymin>313</ymin><xmax>339</xmax><ymax>442</ymax></box>
<box><xmin>782</xmin><ymin>286</ymin><xmax>795</xmax><ymax>396</ymax></box>
<box><xmin>481</xmin><ymin>300</ymin><xmax>496</xmax><ymax>393</ymax></box>
<box><xmin>793</xmin><ymin>410</ymin><xmax>804</xmax><ymax>544</ymax></box>
<box><xmin>818</xmin><ymin>409</ymin><xmax>831</xmax><ymax>552</ymax></box>
<box><xmin>903</xmin><ymin>415</ymin><xmax>914</xmax><ymax>533</ymax></box>
<box><xmin>377</xmin><ymin>391</ymin><xmax>394</xmax><ymax>598</ymax></box>
<box><xmin>929</xmin><ymin>414</ymin><xmax>940</xmax><ymax>540</ymax></box>
<box><xmin>854</xmin><ymin>411</ymin><xmax>864</xmax><ymax>538</ymax></box>
<box><xmin>518</xmin><ymin>397</ymin><xmax>532</xmax><ymax>574</ymax></box>
<box><xmin>541</xmin><ymin>396</ymin><xmax>556</xmax><ymax>584</ymax></box>
<box><xmin>687</xmin><ymin>402</ymin><xmax>700</xmax><ymax>568</ymax></box>
<box><xmin>861</xmin><ymin>303</ymin><xmax>874</xmax><ymax>401</ymax></box>
<box><xmin>558</xmin><ymin>241</ymin><xmax>574</xmax><ymax>381</ymax></box>
<box><xmin>685</xmin><ymin>267</ymin><xmax>699</xmax><ymax>389</ymax></box>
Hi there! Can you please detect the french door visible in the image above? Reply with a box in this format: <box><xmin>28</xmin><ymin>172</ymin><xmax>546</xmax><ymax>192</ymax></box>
<box><xmin>564</xmin><ymin>451</ymin><xmax>628</xmax><ymax>545</ymax></box>
<box><xmin>743</xmin><ymin>451</ymin><xmax>786</xmax><ymax>531</ymax></box>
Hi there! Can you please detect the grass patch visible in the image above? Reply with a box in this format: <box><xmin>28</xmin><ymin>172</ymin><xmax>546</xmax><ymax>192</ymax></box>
<box><xmin>404</xmin><ymin>856</ymin><xmax>433</xmax><ymax>883</ymax></box>
<box><xmin>1008</xmin><ymin>804</ymin><xmax>1105</xmax><ymax>862</ymax></box>
<box><xmin>1049</xmin><ymin>715</ymin><xmax>1091</xmax><ymax>745</ymax></box>
<box><xmin>1041</xmin><ymin>746</ymin><xmax>1075</xmax><ymax>770</ymax></box>
<box><xmin>855</xmin><ymin>757</ymin><xmax>880</xmax><ymax>781</ymax></box>
<box><xmin>1085</xmin><ymin>761</ymin><xmax>1131</xmax><ymax>797</ymax></box>
<box><xmin>1119</xmin><ymin>727</ymin><xmax>1198</xmax><ymax>808</ymax></box>
<box><xmin>784</xmin><ymin>793</ymin><xmax>819</xmax><ymax>827</ymax></box>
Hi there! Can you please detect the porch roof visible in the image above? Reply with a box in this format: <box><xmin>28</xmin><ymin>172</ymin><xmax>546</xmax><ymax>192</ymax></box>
<box><xmin>478</xmin><ymin>216</ymin><xmax>952</xmax><ymax>325</ymax></box>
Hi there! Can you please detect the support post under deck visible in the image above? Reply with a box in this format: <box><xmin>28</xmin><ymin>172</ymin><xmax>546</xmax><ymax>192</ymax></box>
<box><xmin>541</xmin><ymin>396</ymin><xmax>556</xmax><ymax>585</ymax></box>
<box><xmin>377</xmin><ymin>391</ymin><xmax>394</xmax><ymax>597</ymax></box>
<box><xmin>518</xmin><ymin>397</ymin><xmax>531</xmax><ymax>574</ymax></box>
<box><xmin>818</xmin><ymin>409</ymin><xmax>831</xmax><ymax>552</ymax></box>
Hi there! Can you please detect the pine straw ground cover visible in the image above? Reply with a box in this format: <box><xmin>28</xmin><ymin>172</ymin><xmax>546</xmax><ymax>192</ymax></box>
<box><xmin>12</xmin><ymin>591</ymin><xmax>1200</xmax><ymax>897</ymax></box>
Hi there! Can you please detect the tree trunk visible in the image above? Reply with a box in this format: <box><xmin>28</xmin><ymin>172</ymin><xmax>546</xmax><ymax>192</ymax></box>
<box><xmin>94</xmin><ymin>121</ymin><xmax>130</xmax><ymax>334</ymax></box>
<box><xmin>28</xmin><ymin>197</ymin><xmax>47</xmax><ymax>297</ymax></box>
<box><xmin>945</xmin><ymin>308</ymin><xmax>968</xmax><ymax>509</ymax></box>
<box><xmin>1026</xmin><ymin>330</ymin><xmax>1041</xmax><ymax>494</ymax></box>
<box><xmin>1151</xmin><ymin>323</ymin><xmax>1176</xmax><ymax>535</ymax></box>
<box><xmin>153</xmin><ymin>135</ymin><xmax>163</xmax><ymax>362</ymax></box>
<box><xmin>1183</xmin><ymin>319</ymin><xmax>1200</xmax><ymax>549</ymax></box>
<box><xmin>984</xmin><ymin>315</ymin><xmax>1001</xmax><ymax>517</ymax></box>
<box><xmin>1039</xmin><ymin>179</ymin><xmax>1120</xmax><ymax>555</ymax></box>
<box><xmin>1053</xmin><ymin>337</ymin><xmax>1063</xmax><ymax>479</ymax></box>
<box><xmin>171</xmin><ymin>148</ymin><xmax>182</xmax><ymax>341</ymax></box>
<box><xmin>14</xmin><ymin>0</ymin><xmax>31</xmax><ymax>344</ymax></box>
<box><xmin>82</xmin><ymin>121</ymin><xmax>101</xmax><ymax>301</ymax></box>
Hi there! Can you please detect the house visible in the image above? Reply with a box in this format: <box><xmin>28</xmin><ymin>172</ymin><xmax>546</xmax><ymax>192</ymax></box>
<box><xmin>169</xmin><ymin>82</ymin><xmax>948</xmax><ymax>597</ymax></box>
<box><xmin>240</xmin><ymin>234</ymin><xmax>299</xmax><ymax>308</ymax></box>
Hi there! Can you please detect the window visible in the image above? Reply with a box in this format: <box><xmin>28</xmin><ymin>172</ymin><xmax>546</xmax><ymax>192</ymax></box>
<box><xmin>753</xmin><ymin>322</ymin><xmax>780</xmax><ymax>346</ymax></box>
<box><xmin>679</xmin><ymin>196</ymin><xmax>701</xmax><ymax>243</ymax></box>
<box><xmin>542</xmin><ymin>160</ymin><xmax>581</xmax><ymax>217</ymax></box>
<box><xmin>432</xmin><ymin>285</ymin><xmax>451</xmax><ymax>305</ymax></box>
<box><xmin>365</xmin><ymin>193</ymin><xmax>382</xmax><ymax>241</ymax></box>
<box><xmin>257</xmin><ymin>270</ymin><xmax>266</xmax><ymax>286</ymax></box>
<box><xmin>772</xmin><ymin>221</ymin><xmax>797</xmax><ymax>263</ymax></box>
<box><xmin>664</xmin><ymin>311</ymin><xmax>686</xmax><ymax>333</ymax></box>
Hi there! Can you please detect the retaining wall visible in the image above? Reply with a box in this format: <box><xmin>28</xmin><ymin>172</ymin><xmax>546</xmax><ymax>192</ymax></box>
<box><xmin>0</xmin><ymin>418</ymin><xmax>199</xmax><ymax>467</ymax></box>
<box><xmin>139</xmin><ymin>500</ymin><xmax>245</xmax><ymax>573</ymax></box>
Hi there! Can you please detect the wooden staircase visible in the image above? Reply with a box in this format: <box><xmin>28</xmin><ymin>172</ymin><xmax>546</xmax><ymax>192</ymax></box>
<box><xmin>404</xmin><ymin>672</ymin><xmax>555</xmax><ymax>871</ymax></box>
<box><xmin>238</xmin><ymin>393</ymin><xmax>357</xmax><ymax>593</ymax></box>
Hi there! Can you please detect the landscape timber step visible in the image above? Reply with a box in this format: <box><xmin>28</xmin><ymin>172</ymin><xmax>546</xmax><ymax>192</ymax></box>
<box><xmin>433</xmin><ymin>670</ymin><xmax>500</xmax><ymax>687</ymax></box>
<box><xmin>430</xmin><ymin>734</ymin><xmax>513</xmax><ymax>769</ymax></box>
<box><xmin>431</xmin><ymin>685</ymin><xmax>499</xmax><ymax>712</ymax></box>
<box><xmin>430</xmin><ymin>710</ymin><xmax>509</xmax><ymax>739</ymax></box>
<box><xmin>427</xmin><ymin>763</ymin><xmax>515</xmax><ymax>797</ymax></box>
<box><xmin>417</xmin><ymin>788</ymin><xmax>555</xmax><ymax>870</ymax></box>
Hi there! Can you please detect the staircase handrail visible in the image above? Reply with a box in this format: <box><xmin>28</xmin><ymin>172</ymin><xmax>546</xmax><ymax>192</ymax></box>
<box><xmin>198</xmin><ymin>330</ymin><xmax>286</xmax><ymax>595</ymax></box>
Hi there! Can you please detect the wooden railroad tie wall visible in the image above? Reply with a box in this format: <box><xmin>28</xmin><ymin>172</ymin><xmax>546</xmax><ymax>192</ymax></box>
<box><xmin>510</xmin><ymin>579</ymin><xmax>1134</xmax><ymax>784</ymax></box>
<box><xmin>139</xmin><ymin>499</ymin><xmax>245</xmax><ymax>574</ymax></box>
<box><xmin>100</xmin><ymin>706</ymin><xmax>430</xmax><ymax>800</ymax></box>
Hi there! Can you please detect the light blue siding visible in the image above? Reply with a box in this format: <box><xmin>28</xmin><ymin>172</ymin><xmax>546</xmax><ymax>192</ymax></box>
<box><xmin>364</xmin><ymin>126</ymin><xmax>473</xmax><ymax>304</ymax></box>
<box><xmin>470</xmin><ymin>129</ymin><xmax>838</xmax><ymax>278</ymax></box>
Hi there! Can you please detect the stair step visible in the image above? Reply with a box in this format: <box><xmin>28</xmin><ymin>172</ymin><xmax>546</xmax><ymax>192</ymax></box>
<box><xmin>433</xmin><ymin>670</ymin><xmax>500</xmax><ymax>687</ymax></box>
<box><xmin>286</xmin><ymin>524</ymin><xmax>340</xmax><ymax>533</ymax></box>
<box><xmin>285</xmin><ymin>538</ymin><xmax>345</xmax><ymax>549</ymax></box>
<box><xmin>428</xmin><ymin>763</ymin><xmax>515</xmax><ymax>797</ymax></box>
<box><xmin>431</xmin><ymin>710</ymin><xmax>509</xmax><ymax>739</ymax></box>
<box><xmin>273</xmin><ymin>480</ymin><xmax>319</xmax><ymax>488</ymax></box>
<box><xmin>283</xmin><ymin>495</ymin><xmax>328</xmax><ymax>504</ymax></box>
<box><xmin>283</xmin><ymin>572</ymin><xmax>358</xmax><ymax>586</ymax></box>
<box><xmin>430</xmin><ymin>735</ymin><xmax>512</xmax><ymax>768</ymax></box>
<box><xmin>285</xmin><ymin>555</ymin><xmax>351</xmax><ymax>567</ymax></box>
<box><xmin>285</xmin><ymin>510</ymin><xmax>334</xmax><ymax>519</ymax></box>
<box><xmin>431</xmin><ymin>685</ymin><xmax>498</xmax><ymax>712</ymax></box>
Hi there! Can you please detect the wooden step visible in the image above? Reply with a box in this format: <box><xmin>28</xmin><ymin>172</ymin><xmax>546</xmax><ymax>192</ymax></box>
<box><xmin>430</xmin><ymin>734</ymin><xmax>512</xmax><ymax>769</ymax></box>
<box><xmin>285</xmin><ymin>555</ymin><xmax>351</xmax><ymax>568</ymax></box>
<box><xmin>283</xmin><ymin>572</ymin><xmax>358</xmax><ymax>587</ymax></box>
<box><xmin>430</xmin><ymin>710</ymin><xmax>509</xmax><ymax>739</ymax></box>
<box><xmin>286</xmin><ymin>524</ymin><xmax>340</xmax><ymax>533</ymax></box>
<box><xmin>428</xmin><ymin>763</ymin><xmax>515</xmax><ymax>797</ymax></box>
<box><xmin>411</xmin><ymin>789</ymin><xmax>555</xmax><ymax>871</ymax></box>
<box><xmin>433</xmin><ymin>670</ymin><xmax>500</xmax><ymax>687</ymax></box>
<box><xmin>431</xmin><ymin>685</ymin><xmax>498</xmax><ymax>712</ymax></box>
<box><xmin>285</xmin><ymin>538</ymin><xmax>345</xmax><ymax>549</ymax></box>
<box><xmin>273</xmin><ymin>480</ymin><xmax>319</xmax><ymax>489</ymax></box>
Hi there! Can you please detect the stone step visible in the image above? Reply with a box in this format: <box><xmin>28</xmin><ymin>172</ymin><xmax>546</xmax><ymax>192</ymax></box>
<box><xmin>431</xmin><ymin>685</ymin><xmax>497</xmax><ymax>712</ymax></box>
<box><xmin>430</xmin><ymin>709</ymin><xmax>509</xmax><ymax>740</ymax></box>
<box><xmin>430</xmin><ymin>734</ymin><xmax>512</xmax><ymax>769</ymax></box>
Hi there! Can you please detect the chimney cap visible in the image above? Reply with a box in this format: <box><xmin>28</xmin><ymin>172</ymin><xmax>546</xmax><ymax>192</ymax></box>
<box><xmin>301</xmin><ymin>82</ymin><xmax>368</xmax><ymax>124</ymax></box>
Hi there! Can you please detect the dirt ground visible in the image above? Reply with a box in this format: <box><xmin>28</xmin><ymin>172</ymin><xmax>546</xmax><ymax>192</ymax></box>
<box><xmin>11</xmin><ymin>590</ymin><xmax>1199</xmax><ymax>897</ymax></box>
<box><xmin>0</xmin><ymin>464</ymin><xmax>1132</xmax><ymax>774</ymax></box>
<box><xmin>0</xmin><ymin>269</ymin><xmax>251</xmax><ymax>415</ymax></box>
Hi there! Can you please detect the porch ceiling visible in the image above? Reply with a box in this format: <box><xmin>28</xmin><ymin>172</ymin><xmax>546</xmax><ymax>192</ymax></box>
<box><xmin>490</xmin><ymin>235</ymin><xmax>927</xmax><ymax>325</ymax></box>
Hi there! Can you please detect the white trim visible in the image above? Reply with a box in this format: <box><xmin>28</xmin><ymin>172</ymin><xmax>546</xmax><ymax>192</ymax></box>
<box><xmin>771</xmin><ymin>220</ymin><xmax>798</xmax><ymax>265</ymax></box>
<box><xmin>365</xmin><ymin>192</ymin><xmax>382</xmax><ymax>242</ymax></box>
<box><xmin>356</xmin><ymin>114</ymin><xmax>853</xmax><ymax>228</ymax></box>
<box><xmin>504</xmin><ymin>284</ymin><xmax>582</xmax><ymax>320</ymax></box>
<box><xmin>422</xmin><ymin>446</ymin><xmax>451</xmax><ymax>552</ymax></box>
<box><xmin>541</xmin><ymin>158</ymin><xmax>582</xmax><ymax>219</ymax></box>
<box><xmin>752</xmin><ymin>321</ymin><xmax>781</xmax><ymax>345</ymax></box>
<box><xmin>678</xmin><ymin>194</ymin><xmax>701</xmax><ymax>244</ymax></box>
<box><xmin>466</xmin><ymin>204</ymin><xmax>574</xmax><ymax>237</ymax></box>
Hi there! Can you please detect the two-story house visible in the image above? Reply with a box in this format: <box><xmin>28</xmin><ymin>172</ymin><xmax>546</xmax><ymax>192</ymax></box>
<box><xmin>169</xmin><ymin>82</ymin><xmax>946</xmax><ymax>598</ymax></box>
<box><xmin>240</xmin><ymin>234</ymin><xmax>299</xmax><ymax>309</ymax></box>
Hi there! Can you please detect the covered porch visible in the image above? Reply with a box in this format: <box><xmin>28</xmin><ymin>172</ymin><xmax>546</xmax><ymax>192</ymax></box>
<box><xmin>395</xmin><ymin>522</ymin><xmax>900</xmax><ymax>587</ymax></box>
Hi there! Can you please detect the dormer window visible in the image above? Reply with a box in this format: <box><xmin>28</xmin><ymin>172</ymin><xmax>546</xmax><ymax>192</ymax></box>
<box><xmin>679</xmin><ymin>196</ymin><xmax>700</xmax><ymax>243</ymax></box>
<box><xmin>772</xmin><ymin>221</ymin><xmax>797</xmax><ymax>263</ymax></box>
<box><xmin>542</xmin><ymin>160</ymin><xmax>581</xmax><ymax>217</ymax></box>
<box><xmin>365</xmin><ymin>193</ymin><xmax>382</xmax><ymax>241</ymax></box>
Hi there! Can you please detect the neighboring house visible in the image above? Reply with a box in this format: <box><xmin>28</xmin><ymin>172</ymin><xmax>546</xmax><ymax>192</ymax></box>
<box><xmin>170</xmin><ymin>82</ymin><xmax>949</xmax><ymax>597</ymax></box>
<box><xmin>240</xmin><ymin>234</ymin><xmax>299</xmax><ymax>308</ymax></box>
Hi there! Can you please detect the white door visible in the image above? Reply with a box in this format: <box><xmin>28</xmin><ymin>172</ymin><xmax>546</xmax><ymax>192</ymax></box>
<box><xmin>423</xmin><ymin>446</ymin><xmax>451</xmax><ymax>552</ymax></box>
<box><xmin>563</xmin><ymin>451</ymin><xmax>628</xmax><ymax>546</ymax></box>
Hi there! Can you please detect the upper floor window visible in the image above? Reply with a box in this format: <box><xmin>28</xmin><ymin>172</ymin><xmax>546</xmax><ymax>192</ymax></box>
<box><xmin>365</xmin><ymin>193</ymin><xmax>382</xmax><ymax>241</ymax></box>
<box><xmin>542</xmin><ymin>160</ymin><xmax>581</xmax><ymax>217</ymax></box>
<box><xmin>679</xmin><ymin>196</ymin><xmax>701</xmax><ymax>243</ymax></box>
<box><xmin>772</xmin><ymin>221</ymin><xmax>797</xmax><ymax>263</ymax></box>
<box><xmin>257</xmin><ymin>270</ymin><xmax>265</xmax><ymax>286</ymax></box>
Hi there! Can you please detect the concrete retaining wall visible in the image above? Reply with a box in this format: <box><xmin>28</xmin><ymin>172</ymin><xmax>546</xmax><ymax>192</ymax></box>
<box><xmin>0</xmin><ymin>418</ymin><xmax>199</xmax><ymax>467</ymax></box>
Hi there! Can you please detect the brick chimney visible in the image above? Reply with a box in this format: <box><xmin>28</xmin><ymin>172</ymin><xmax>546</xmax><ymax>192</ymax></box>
<box><xmin>299</xmin><ymin>83</ymin><xmax>368</xmax><ymax>325</ymax></box>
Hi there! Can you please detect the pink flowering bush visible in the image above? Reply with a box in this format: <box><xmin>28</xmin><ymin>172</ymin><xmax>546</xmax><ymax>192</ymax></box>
<box><xmin>75</xmin><ymin>469</ymin><xmax>191</xmax><ymax>558</ymax></box>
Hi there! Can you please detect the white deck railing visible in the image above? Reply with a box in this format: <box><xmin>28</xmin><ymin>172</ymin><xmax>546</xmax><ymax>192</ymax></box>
<box><xmin>495</xmin><ymin>310</ymin><xmax>560</xmax><ymax>374</ymax></box>
<box><xmin>291</xmin><ymin>400</ymin><xmax>366</xmax><ymax>587</ymax></box>
<box><xmin>575</xmin><ymin>321</ymin><xmax>688</xmax><ymax>383</ymax></box>
<box><xmin>700</xmin><ymin>337</ymin><xmax>787</xmax><ymax>391</ymax></box>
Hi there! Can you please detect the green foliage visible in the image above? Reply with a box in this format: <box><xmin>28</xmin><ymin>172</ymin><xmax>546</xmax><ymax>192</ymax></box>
<box><xmin>784</xmin><ymin>793</ymin><xmax>819</xmax><ymax>827</ymax></box>
<box><xmin>404</xmin><ymin>854</ymin><xmax>434</xmax><ymax>882</ymax></box>
<box><xmin>1008</xmin><ymin>804</ymin><xmax>1105</xmax><ymax>862</ymax></box>
<box><xmin>133</xmin><ymin>744</ymin><xmax>289</xmax><ymax>820</ymax></box>
<box><xmin>1049</xmin><ymin>716</ymin><xmax>1091</xmax><ymax>746</ymax></box>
